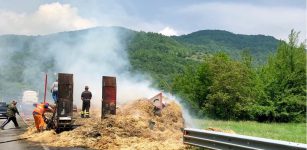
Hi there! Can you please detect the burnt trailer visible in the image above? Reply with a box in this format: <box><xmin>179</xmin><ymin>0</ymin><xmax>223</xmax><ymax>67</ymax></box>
<box><xmin>101</xmin><ymin>76</ymin><xmax>116</xmax><ymax>119</ymax></box>
<box><xmin>56</xmin><ymin>73</ymin><xmax>74</xmax><ymax>131</ymax></box>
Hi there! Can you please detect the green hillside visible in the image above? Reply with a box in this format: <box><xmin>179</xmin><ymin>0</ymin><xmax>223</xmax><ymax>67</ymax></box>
<box><xmin>0</xmin><ymin>27</ymin><xmax>279</xmax><ymax>97</ymax></box>
<box><xmin>1</xmin><ymin>27</ymin><xmax>293</xmax><ymax>122</ymax></box>
<box><xmin>128</xmin><ymin>30</ymin><xmax>279</xmax><ymax>87</ymax></box>
<box><xmin>0</xmin><ymin>27</ymin><xmax>279</xmax><ymax>98</ymax></box>
<box><xmin>127</xmin><ymin>31</ymin><xmax>198</xmax><ymax>89</ymax></box>
<box><xmin>0</xmin><ymin>27</ymin><xmax>305</xmax><ymax>123</ymax></box>
<box><xmin>173</xmin><ymin>30</ymin><xmax>279</xmax><ymax>62</ymax></box>
<box><xmin>172</xmin><ymin>30</ymin><xmax>306</xmax><ymax>122</ymax></box>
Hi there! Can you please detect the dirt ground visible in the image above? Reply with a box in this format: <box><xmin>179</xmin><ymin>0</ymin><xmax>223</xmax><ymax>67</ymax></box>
<box><xmin>20</xmin><ymin>99</ymin><xmax>186</xmax><ymax>150</ymax></box>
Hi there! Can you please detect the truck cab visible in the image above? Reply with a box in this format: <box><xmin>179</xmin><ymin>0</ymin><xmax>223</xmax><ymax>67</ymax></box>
<box><xmin>0</xmin><ymin>102</ymin><xmax>7</xmax><ymax>119</ymax></box>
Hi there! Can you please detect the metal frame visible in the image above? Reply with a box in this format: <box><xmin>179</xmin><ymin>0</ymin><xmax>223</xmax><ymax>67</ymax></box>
<box><xmin>56</xmin><ymin>73</ymin><xmax>74</xmax><ymax>132</ymax></box>
<box><xmin>183</xmin><ymin>128</ymin><xmax>307</xmax><ymax>150</ymax></box>
<box><xmin>101</xmin><ymin>76</ymin><xmax>116</xmax><ymax>119</ymax></box>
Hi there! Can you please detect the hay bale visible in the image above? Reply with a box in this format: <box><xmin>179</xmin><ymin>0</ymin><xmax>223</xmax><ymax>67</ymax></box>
<box><xmin>21</xmin><ymin>99</ymin><xmax>186</xmax><ymax>150</ymax></box>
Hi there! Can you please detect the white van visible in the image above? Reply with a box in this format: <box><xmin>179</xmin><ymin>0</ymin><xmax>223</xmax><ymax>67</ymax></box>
<box><xmin>22</xmin><ymin>90</ymin><xmax>38</xmax><ymax>103</ymax></box>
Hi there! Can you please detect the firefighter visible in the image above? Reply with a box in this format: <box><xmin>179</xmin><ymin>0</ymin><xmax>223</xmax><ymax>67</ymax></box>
<box><xmin>0</xmin><ymin>101</ymin><xmax>20</xmax><ymax>130</ymax></box>
<box><xmin>81</xmin><ymin>86</ymin><xmax>92</xmax><ymax>118</ymax></box>
<box><xmin>32</xmin><ymin>102</ymin><xmax>54</xmax><ymax>132</ymax></box>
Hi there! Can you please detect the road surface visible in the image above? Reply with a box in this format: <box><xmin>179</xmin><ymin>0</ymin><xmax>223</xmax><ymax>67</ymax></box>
<box><xmin>0</xmin><ymin>117</ymin><xmax>88</xmax><ymax>150</ymax></box>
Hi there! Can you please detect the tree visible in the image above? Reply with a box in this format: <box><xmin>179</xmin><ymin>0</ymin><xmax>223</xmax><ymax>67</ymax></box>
<box><xmin>172</xmin><ymin>63</ymin><xmax>212</xmax><ymax>115</ymax></box>
<box><xmin>204</xmin><ymin>53</ymin><xmax>255</xmax><ymax>120</ymax></box>
<box><xmin>260</xmin><ymin>30</ymin><xmax>306</xmax><ymax>122</ymax></box>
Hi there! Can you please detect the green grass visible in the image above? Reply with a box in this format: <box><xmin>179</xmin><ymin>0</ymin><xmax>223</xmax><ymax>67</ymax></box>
<box><xmin>194</xmin><ymin>119</ymin><xmax>306</xmax><ymax>144</ymax></box>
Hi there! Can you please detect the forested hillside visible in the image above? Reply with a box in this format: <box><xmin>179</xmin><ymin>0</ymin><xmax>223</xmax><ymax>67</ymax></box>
<box><xmin>127</xmin><ymin>31</ymin><xmax>197</xmax><ymax>89</ymax></box>
<box><xmin>0</xmin><ymin>27</ymin><xmax>278</xmax><ymax>97</ymax></box>
<box><xmin>172</xmin><ymin>30</ymin><xmax>306</xmax><ymax>122</ymax></box>
<box><xmin>0</xmin><ymin>27</ymin><xmax>135</xmax><ymax>98</ymax></box>
<box><xmin>1</xmin><ymin>27</ymin><xmax>303</xmax><ymax>123</ymax></box>
<box><xmin>127</xmin><ymin>30</ymin><xmax>279</xmax><ymax>88</ymax></box>
<box><xmin>174</xmin><ymin>30</ymin><xmax>279</xmax><ymax>62</ymax></box>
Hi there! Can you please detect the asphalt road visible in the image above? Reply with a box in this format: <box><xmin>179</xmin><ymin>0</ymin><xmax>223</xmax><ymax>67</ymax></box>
<box><xmin>0</xmin><ymin>117</ymin><xmax>88</xmax><ymax>150</ymax></box>
<box><xmin>0</xmin><ymin>117</ymin><xmax>44</xmax><ymax>150</ymax></box>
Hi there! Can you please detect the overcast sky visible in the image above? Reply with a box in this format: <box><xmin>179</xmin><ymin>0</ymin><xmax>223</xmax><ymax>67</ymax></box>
<box><xmin>0</xmin><ymin>0</ymin><xmax>305</xmax><ymax>40</ymax></box>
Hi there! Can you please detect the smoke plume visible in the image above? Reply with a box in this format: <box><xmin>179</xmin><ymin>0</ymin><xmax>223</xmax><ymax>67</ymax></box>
<box><xmin>0</xmin><ymin>27</ymin><xmax>197</xmax><ymax>128</ymax></box>
<box><xmin>44</xmin><ymin>28</ymin><xmax>159</xmax><ymax>107</ymax></box>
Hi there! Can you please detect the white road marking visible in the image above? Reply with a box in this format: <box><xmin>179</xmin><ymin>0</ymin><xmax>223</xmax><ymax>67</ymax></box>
<box><xmin>42</xmin><ymin>144</ymin><xmax>50</xmax><ymax>150</ymax></box>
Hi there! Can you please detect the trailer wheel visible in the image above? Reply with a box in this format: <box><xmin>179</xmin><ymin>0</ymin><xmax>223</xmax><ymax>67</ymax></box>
<box><xmin>55</xmin><ymin>128</ymin><xmax>61</xmax><ymax>134</ymax></box>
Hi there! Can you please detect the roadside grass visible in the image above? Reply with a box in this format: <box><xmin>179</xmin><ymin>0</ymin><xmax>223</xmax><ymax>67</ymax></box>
<box><xmin>194</xmin><ymin>119</ymin><xmax>306</xmax><ymax>144</ymax></box>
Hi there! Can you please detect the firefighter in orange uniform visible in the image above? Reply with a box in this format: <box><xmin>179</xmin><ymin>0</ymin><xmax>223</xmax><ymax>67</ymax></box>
<box><xmin>32</xmin><ymin>102</ymin><xmax>54</xmax><ymax>132</ymax></box>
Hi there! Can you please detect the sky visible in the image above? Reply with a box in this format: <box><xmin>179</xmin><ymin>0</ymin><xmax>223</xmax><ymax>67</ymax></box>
<box><xmin>0</xmin><ymin>0</ymin><xmax>306</xmax><ymax>40</ymax></box>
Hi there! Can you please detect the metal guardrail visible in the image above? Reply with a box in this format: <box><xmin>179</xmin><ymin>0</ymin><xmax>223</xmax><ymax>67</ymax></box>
<box><xmin>183</xmin><ymin>128</ymin><xmax>307</xmax><ymax>150</ymax></box>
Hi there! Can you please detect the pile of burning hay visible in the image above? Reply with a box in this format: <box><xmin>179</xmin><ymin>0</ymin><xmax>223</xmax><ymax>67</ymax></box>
<box><xmin>21</xmin><ymin>99</ymin><xmax>186</xmax><ymax>150</ymax></box>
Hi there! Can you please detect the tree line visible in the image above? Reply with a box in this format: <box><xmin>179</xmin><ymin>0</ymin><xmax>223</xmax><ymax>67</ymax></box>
<box><xmin>172</xmin><ymin>30</ymin><xmax>306</xmax><ymax>122</ymax></box>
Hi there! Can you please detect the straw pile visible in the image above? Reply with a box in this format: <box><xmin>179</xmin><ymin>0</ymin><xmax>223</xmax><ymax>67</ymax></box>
<box><xmin>21</xmin><ymin>99</ymin><xmax>186</xmax><ymax>150</ymax></box>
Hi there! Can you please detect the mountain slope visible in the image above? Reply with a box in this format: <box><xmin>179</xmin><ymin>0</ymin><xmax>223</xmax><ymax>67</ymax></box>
<box><xmin>0</xmin><ymin>27</ymin><xmax>279</xmax><ymax>99</ymax></box>
<box><xmin>173</xmin><ymin>30</ymin><xmax>279</xmax><ymax>62</ymax></box>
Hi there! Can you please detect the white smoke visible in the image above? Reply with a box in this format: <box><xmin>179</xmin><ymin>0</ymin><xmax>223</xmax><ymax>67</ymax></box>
<box><xmin>163</xmin><ymin>93</ymin><xmax>197</xmax><ymax>128</ymax></box>
<box><xmin>0</xmin><ymin>2</ymin><xmax>199</xmax><ymax>128</ymax></box>
<box><xmin>44</xmin><ymin>28</ymin><xmax>158</xmax><ymax>107</ymax></box>
<box><xmin>44</xmin><ymin>27</ymin><xmax>197</xmax><ymax>127</ymax></box>
<box><xmin>0</xmin><ymin>26</ymin><xmax>197</xmax><ymax>128</ymax></box>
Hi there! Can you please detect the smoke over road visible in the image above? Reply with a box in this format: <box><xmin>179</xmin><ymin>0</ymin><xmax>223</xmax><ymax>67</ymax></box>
<box><xmin>0</xmin><ymin>27</ymin><xmax>196</xmax><ymax>128</ymax></box>
<box><xmin>45</xmin><ymin>27</ymin><xmax>159</xmax><ymax>106</ymax></box>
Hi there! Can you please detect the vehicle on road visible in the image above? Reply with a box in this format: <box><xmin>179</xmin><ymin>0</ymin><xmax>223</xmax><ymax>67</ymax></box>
<box><xmin>22</xmin><ymin>90</ymin><xmax>38</xmax><ymax>103</ymax></box>
<box><xmin>0</xmin><ymin>102</ymin><xmax>7</xmax><ymax>119</ymax></box>
<box><xmin>19</xmin><ymin>90</ymin><xmax>39</xmax><ymax>120</ymax></box>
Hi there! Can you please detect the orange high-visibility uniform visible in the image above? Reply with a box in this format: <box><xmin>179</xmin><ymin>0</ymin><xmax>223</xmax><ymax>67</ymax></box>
<box><xmin>32</xmin><ymin>104</ymin><xmax>48</xmax><ymax>131</ymax></box>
